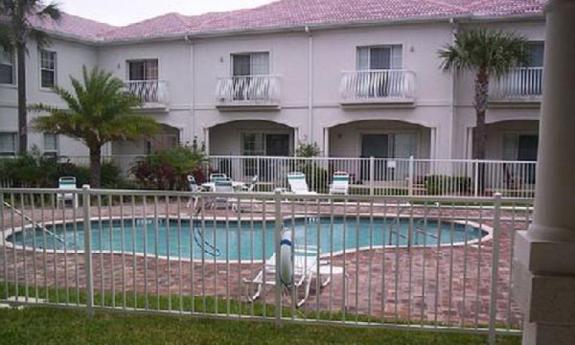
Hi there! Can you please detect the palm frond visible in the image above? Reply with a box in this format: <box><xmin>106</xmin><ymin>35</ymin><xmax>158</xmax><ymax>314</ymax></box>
<box><xmin>438</xmin><ymin>28</ymin><xmax>528</xmax><ymax>77</ymax></box>
<box><xmin>37</xmin><ymin>2</ymin><xmax>61</xmax><ymax>21</ymax></box>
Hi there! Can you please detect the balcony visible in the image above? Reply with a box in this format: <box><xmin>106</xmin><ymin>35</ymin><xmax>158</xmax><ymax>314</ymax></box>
<box><xmin>124</xmin><ymin>80</ymin><xmax>169</xmax><ymax>112</ymax></box>
<box><xmin>215</xmin><ymin>75</ymin><xmax>281</xmax><ymax>111</ymax></box>
<box><xmin>339</xmin><ymin>69</ymin><xmax>415</xmax><ymax>107</ymax></box>
<box><xmin>489</xmin><ymin>67</ymin><xmax>543</xmax><ymax>105</ymax></box>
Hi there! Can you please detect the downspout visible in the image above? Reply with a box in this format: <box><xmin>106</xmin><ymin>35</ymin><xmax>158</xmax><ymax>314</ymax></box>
<box><xmin>185</xmin><ymin>35</ymin><xmax>196</xmax><ymax>148</ymax></box>
<box><xmin>448</xmin><ymin>18</ymin><xmax>458</xmax><ymax>159</ymax></box>
<box><xmin>305</xmin><ymin>26</ymin><xmax>314</xmax><ymax>146</ymax></box>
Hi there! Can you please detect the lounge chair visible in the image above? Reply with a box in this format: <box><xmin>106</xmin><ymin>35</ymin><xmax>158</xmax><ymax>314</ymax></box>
<box><xmin>56</xmin><ymin>176</ymin><xmax>78</xmax><ymax>208</ymax></box>
<box><xmin>287</xmin><ymin>172</ymin><xmax>317</xmax><ymax>195</ymax></box>
<box><xmin>246</xmin><ymin>245</ymin><xmax>318</xmax><ymax>307</ymax></box>
<box><xmin>212</xmin><ymin>179</ymin><xmax>237</xmax><ymax>211</ymax></box>
<box><xmin>209</xmin><ymin>173</ymin><xmax>228</xmax><ymax>182</ymax></box>
<box><xmin>329</xmin><ymin>171</ymin><xmax>350</xmax><ymax>195</ymax></box>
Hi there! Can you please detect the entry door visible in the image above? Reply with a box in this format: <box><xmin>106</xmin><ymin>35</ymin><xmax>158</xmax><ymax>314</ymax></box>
<box><xmin>518</xmin><ymin>135</ymin><xmax>538</xmax><ymax>184</ymax></box>
<box><xmin>361</xmin><ymin>134</ymin><xmax>389</xmax><ymax>180</ymax></box>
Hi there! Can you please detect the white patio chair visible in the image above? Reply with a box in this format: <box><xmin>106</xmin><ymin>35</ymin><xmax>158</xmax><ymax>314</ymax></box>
<box><xmin>212</xmin><ymin>179</ymin><xmax>237</xmax><ymax>211</ymax></box>
<box><xmin>56</xmin><ymin>176</ymin><xmax>78</xmax><ymax>208</ymax></box>
<box><xmin>186</xmin><ymin>175</ymin><xmax>200</xmax><ymax>208</ymax></box>
<box><xmin>245</xmin><ymin>245</ymin><xmax>319</xmax><ymax>308</ymax></box>
<box><xmin>329</xmin><ymin>171</ymin><xmax>350</xmax><ymax>195</ymax></box>
<box><xmin>242</xmin><ymin>175</ymin><xmax>259</xmax><ymax>192</ymax></box>
<box><xmin>287</xmin><ymin>172</ymin><xmax>317</xmax><ymax>195</ymax></box>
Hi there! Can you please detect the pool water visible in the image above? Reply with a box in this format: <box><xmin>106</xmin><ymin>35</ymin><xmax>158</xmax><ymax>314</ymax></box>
<box><xmin>7</xmin><ymin>217</ymin><xmax>487</xmax><ymax>261</ymax></box>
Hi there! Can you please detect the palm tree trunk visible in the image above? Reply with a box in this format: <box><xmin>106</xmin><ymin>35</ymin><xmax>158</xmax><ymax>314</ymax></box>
<box><xmin>16</xmin><ymin>43</ymin><xmax>27</xmax><ymax>154</ymax></box>
<box><xmin>474</xmin><ymin>69</ymin><xmax>489</xmax><ymax>192</ymax></box>
<box><xmin>89</xmin><ymin>147</ymin><xmax>102</xmax><ymax>188</ymax></box>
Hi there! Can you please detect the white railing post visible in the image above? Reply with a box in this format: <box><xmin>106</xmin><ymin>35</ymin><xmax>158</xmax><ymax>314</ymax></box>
<box><xmin>473</xmin><ymin>161</ymin><xmax>479</xmax><ymax>197</ymax></box>
<box><xmin>488</xmin><ymin>193</ymin><xmax>503</xmax><ymax>345</ymax></box>
<box><xmin>273</xmin><ymin>188</ymin><xmax>283</xmax><ymax>326</ymax></box>
<box><xmin>408</xmin><ymin>155</ymin><xmax>414</xmax><ymax>196</ymax></box>
<box><xmin>82</xmin><ymin>185</ymin><xmax>94</xmax><ymax>318</ymax></box>
<box><xmin>369</xmin><ymin>156</ymin><xmax>375</xmax><ymax>196</ymax></box>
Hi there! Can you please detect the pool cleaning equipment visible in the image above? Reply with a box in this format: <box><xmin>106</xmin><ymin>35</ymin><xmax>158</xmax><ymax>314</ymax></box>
<box><xmin>2</xmin><ymin>200</ymin><xmax>65</xmax><ymax>245</ymax></box>
<box><xmin>190</xmin><ymin>201</ymin><xmax>221</xmax><ymax>257</ymax></box>
<box><xmin>279</xmin><ymin>229</ymin><xmax>293</xmax><ymax>288</ymax></box>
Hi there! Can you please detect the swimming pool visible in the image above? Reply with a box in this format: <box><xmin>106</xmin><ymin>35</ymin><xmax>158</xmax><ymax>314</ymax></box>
<box><xmin>6</xmin><ymin>217</ymin><xmax>488</xmax><ymax>261</ymax></box>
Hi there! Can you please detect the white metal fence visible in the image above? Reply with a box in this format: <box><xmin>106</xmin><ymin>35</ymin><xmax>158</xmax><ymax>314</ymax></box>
<box><xmin>339</xmin><ymin>69</ymin><xmax>415</xmax><ymax>102</ymax></box>
<box><xmin>124</xmin><ymin>80</ymin><xmax>169</xmax><ymax>104</ymax></box>
<box><xmin>208</xmin><ymin>156</ymin><xmax>536</xmax><ymax>198</ymax></box>
<box><xmin>490</xmin><ymin>67</ymin><xmax>543</xmax><ymax>100</ymax></box>
<box><xmin>0</xmin><ymin>188</ymin><xmax>531</xmax><ymax>342</ymax></box>
<box><xmin>0</xmin><ymin>155</ymin><xmax>537</xmax><ymax>198</ymax></box>
<box><xmin>215</xmin><ymin>75</ymin><xmax>281</xmax><ymax>105</ymax></box>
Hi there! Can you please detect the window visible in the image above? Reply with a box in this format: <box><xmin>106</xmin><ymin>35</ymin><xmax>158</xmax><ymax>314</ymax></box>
<box><xmin>128</xmin><ymin>59</ymin><xmax>158</xmax><ymax>81</ymax></box>
<box><xmin>232</xmin><ymin>52</ymin><xmax>269</xmax><ymax>76</ymax></box>
<box><xmin>40</xmin><ymin>49</ymin><xmax>57</xmax><ymax>88</ymax></box>
<box><xmin>0</xmin><ymin>133</ymin><xmax>16</xmax><ymax>156</ymax></box>
<box><xmin>0</xmin><ymin>48</ymin><xmax>15</xmax><ymax>84</ymax></box>
<box><xmin>43</xmin><ymin>133</ymin><xmax>59</xmax><ymax>157</ymax></box>
<box><xmin>357</xmin><ymin>45</ymin><xmax>402</xmax><ymax>70</ymax></box>
<box><xmin>527</xmin><ymin>42</ymin><xmax>544</xmax><ymax>67</ymax></box>
<box><xmin>503</xmin><ymin>133</ymin><xmax>539</xmax><ymax>161</ymax></box>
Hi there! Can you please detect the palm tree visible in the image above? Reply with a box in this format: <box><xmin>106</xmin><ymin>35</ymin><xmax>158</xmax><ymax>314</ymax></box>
<box><xmin>0</xmin><ymin>0</ymin><xmax>61</xmax><ymax>154</ymax></box>
<box><xmin>439</xmin><ymin>28</ymin><xmax>528</xmax><ymax>161</ymax></box>
<box><xmin>32</xmin><ymin>66</ymin><xmax>160</xmax><ymax>187</ymax></box>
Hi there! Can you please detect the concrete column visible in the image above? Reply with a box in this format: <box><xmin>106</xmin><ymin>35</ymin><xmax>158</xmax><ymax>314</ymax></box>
<box><xmin>513</xmin><ymin>1</ymin><xmax>575</xmax><ymax>344</ymax></box>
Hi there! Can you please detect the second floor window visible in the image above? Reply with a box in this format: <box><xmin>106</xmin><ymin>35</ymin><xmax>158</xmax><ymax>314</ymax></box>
<box><xmin>0</xmin><ymin>48</ymin><xmax>15</xmax><ymax>84</ymax></box>
<box><xmin>357</xmin><ymin>45</ymin><xmax>402</xmax><ymax>70</ymax></box>
<box><xmin>526</xmin><ymin>42</ymin><xmax>544</xmax><ymax>67</ymax></box>
<box><xmin>40</xmin><ymin>49</ymin><xmax>57</xmax><ymax>88</ymax></box>
<box><xmin>232</xmin><ymin>52</ymin><xmax>269</xmax><ymax>76</ymax></box>
<box><xmin>128</xmin><ymin>59</ymin><xmax>158</xmax><ymax>81</ymax></box>
<box><xmin>0</xmin><ymin>132</ymin><xmax>16</xmax><ymax>156</ymax></box>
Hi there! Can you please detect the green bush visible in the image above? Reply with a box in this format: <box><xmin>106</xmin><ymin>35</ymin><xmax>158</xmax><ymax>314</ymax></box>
<box><xmin>425</xmin><ymin>175</ymin><xmax>472</xmax><ymax>195</ymax></box>
<box><xmin>0</xmin><ymin>151</ymin><xmax>124</xmax><ymax>189</ymax></box>
<box><xmin>131</xmin><ymin>144</ymin><xmax>208</xmax><ymax>190</ymax></box>
<box><xmin>299</xmin><ymin>163</ymin><xmax>329</xmax><ymax>193</ymax></box>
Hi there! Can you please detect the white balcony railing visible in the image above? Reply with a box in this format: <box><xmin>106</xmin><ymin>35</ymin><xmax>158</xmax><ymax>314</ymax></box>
<box><xmin>490</xmin><ymin>67</ymin><xmax>543</xmax><ymax>100</ymax></box>
<box><xmin>124</xmin><ymin>80</ymin><xmax>169</xmax><ymax>105</ymax></box>
<box><xmin>339</xmin><ymin>69</ymin><xmax>415</xmax><ymax>103</ymax></box>
<box><xmin>215</xmin><ymin>75</ymin><xmax>280</xmax><ymax>106</ymax></box>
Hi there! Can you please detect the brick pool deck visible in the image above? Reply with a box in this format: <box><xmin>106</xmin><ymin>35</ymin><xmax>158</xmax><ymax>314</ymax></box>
<box><xmin>0</xmin><ymin>200</ymin><xmax>530</xmax><ymax>329</ymax></box>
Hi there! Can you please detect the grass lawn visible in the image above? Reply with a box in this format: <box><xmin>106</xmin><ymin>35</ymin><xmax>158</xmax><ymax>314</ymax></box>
<box><xmin>0</xmin><ymin>306</ymin><xmax>521</xmax><ymax>345</ymax></box>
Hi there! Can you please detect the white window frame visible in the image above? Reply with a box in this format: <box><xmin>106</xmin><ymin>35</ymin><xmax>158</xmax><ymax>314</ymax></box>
<box><xmin>39</xmin><ymin>49</ymin><xmax>57</xmax><ymax>89</ymax></box>
<box><xmin>126</xmin><ymin>59</ymin><xmax>159</xmax><ymax>81</ymax></box>
<box><xmin>356</xmin><ymin>45</ymin><xmax>403</xmax><ymax>71</ymax></box>
<box><xmin>43</xmin><ymin>133</ymin><xmax>59</xmax><ymax>157</ymax></box>
<box><xmin>0</xmin><ymin>132</ymin><xmax>17</xmax><ymax>156</ymax></box>
<box><xmin>0</xmin><ymin>48</ymin><xmax>15</xmax><ymax>85</ymax></box>
<box><xmin>230</xmin><ymin>51</ymin><xmax>271</xmax><ymax>76</ymax></box>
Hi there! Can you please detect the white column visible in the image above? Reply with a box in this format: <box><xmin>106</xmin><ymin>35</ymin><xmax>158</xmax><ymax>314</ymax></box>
<box><xmin>323</xmin><ymin>127</ymin><xmax>330</xmax><ymax>157</ymax></box>
<box><xmin>513</xmin><ymin>1</ymin><xmax>575</xmax><ymax>344</ymax></box>
<box><xmin>203</xmin><ymin>127</ymin><xmax>210</xmax><ymax>155</ymax></box>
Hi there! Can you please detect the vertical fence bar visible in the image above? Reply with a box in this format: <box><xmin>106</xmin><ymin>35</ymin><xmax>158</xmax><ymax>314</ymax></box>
<box><xmin>488</xmin><ymin>193</ymin><xmax>503</xmax><ymax>345</ymax></box>
<box><xmin>369</xmin><ymin>156</ymin><xmax>375</xmax><ymax>196</ymax></box>
<box><xmin>473</xmin><ymin>161</ymin><xmax>479</xmax><ymax>197</ymax></box>
<box><xmin>273</xmin><ymin>189</ymin><xmax>283</xmax><ymax>326</ymax></box>
<box><xmin>408</xmin><ymin>156</ymin><xmax>414</xmax><ymax>196</ymax></box>
<box><xmin>82</xmin><ymin>185</ymin><xmax>94</xmax><ymax>318</ymax></box>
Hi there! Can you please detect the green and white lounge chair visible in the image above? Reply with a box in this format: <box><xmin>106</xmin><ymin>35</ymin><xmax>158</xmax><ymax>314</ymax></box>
<box><xmin>287</xmin><ymin>172</ymin><xmax>317</xmax><ymax>195</ymax></box>
<box><xmin>329</xmin><ymin>171</ymin><xmax>350</xmax><ymax>195</ymax></box>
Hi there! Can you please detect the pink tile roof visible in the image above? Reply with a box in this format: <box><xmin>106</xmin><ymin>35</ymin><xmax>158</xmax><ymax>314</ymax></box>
<box><xmin>33</xmin><ymin>0</ymin><xmax>547</xmax><ymax>43</ymax></box>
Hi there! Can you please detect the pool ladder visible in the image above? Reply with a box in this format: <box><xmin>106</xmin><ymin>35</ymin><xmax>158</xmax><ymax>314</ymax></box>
<box><xmin>387</xmin><ymin>203</ymin><xmax>439</xmax><ymax>248</ymax></box>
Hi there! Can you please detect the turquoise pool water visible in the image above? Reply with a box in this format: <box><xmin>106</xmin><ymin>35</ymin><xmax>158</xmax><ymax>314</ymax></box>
<box><xmin>7</xmin><ymin>217</ymin><xmax>487</xmax><ymax>261</ymax></box>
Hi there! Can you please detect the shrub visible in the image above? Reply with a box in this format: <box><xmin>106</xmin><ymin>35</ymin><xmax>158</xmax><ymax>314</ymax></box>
<box><xmin>425</xmin><ymin>175</ymin><xmax>472</xmax><ymax>195</ymax></box>
<box><xmin>299</xmin><ymin>162</ymin><xmax>329</xmax><ymax>193</ymax></box>
<box><xmin>131</xmin><ymin>144</ymin><xmax>208</xmax><ymax>190</ymax></box>
<box><xmin>0</xmin><ymin>150</ymin><xmax>123</xmax><ymax>189</ymax></box>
